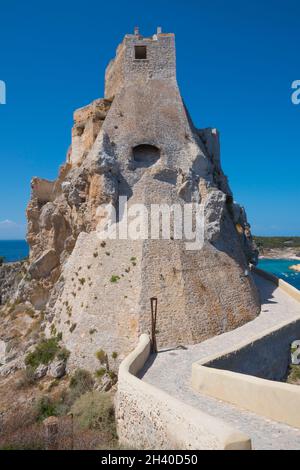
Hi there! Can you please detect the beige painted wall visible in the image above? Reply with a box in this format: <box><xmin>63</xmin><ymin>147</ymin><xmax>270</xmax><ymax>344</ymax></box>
<box><xmin>116</xmin><ymin>334</ymin><xmax>251</xmax><ymax>450</ymax></box>
<box><xmin>192</xmin><ymin>363</ymin><xmax>300</xmax><ymax>429</ymax></box>
<box><xmin>192</xmin><ymin>267</ymin><xmax>300</xmax><ymax>428</ymax></box>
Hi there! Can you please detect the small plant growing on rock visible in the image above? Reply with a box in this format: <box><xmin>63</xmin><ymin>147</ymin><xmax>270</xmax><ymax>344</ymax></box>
<box><xmin>57</xmin><ymin>347</ymin><xmax>70</xmax><ymax>362</ymax></box>
<box><xmin>25</xmin><ymin>337</ymin><xmax>60</xmax><ymax>369</ymax></box>
<box><xmin>110</xmin><ymin>275</ymin><xmax>120</xmax><ymax>283</ymax></box>
<box><xmin>79</xmin><ymin>278</ymin><xmax>86</xmax><ymax>286</ymax></box>
<box><xmin>66</xmin><ymin>305</ymin><xmax>72</xmax><ymax>317</ymax></box>
<box><xmin>100</xmin><ymin>241</ymin><xmax>106</xmax><ymax>248</ymax></box>
<box><xmin>108</xmin><ymin>370</ymin><xmax>117</xmax><ymax>381</ymax></box>
<box><xmin>25</xmin><ymin>334</ymin><xmax>69</xmax><ymax>371</ymax></box>
<box><xmin>95</xmin><ymin>349</ymin><xmax>109</xmax><ymax>370</ymax></box>
<box><xmin>69</xmin><ymin>323</ymin><xmax>77</xmax><ymax>333</ymax></box>
<box><xmin>95</xmin><ymin>367</ymin><xmax>106</xmax><ymax>379</ymax></box>
<box><xmin>111</xmin><ymin>351</ymin><xmax>118</xmax><ymax>360</ymax></box>
<box><xmin>50</xmin><ymin>324</ymin><xmax>57</xmax><ymax>336</ymax></box>
<box><xmin>35</xmin><ymin>396</ymin><xmax>59</xmax><ymax>422</ymax></box>
<box><xmin>93</xmin><ymin>252</ymin><xmax>98</xmax><ymax>258</ymax></box>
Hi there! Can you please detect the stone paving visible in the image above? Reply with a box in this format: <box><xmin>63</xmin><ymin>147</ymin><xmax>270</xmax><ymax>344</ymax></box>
<box><xmin>140</xmin><ymin>274</ymin><xmax>300</xmax><ymax>449</ymax></box>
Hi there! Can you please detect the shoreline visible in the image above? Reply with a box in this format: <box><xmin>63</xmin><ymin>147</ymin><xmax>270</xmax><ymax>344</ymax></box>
<box><xmin>258</xmin><ymin>247</ymin><xmax>300</xmax><ymax>261</ymax></box>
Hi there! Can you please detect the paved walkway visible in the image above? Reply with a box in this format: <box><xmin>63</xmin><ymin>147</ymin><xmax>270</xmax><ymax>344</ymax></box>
<box><xmin>140</xmin><ymin>274</ymin><xmax>300</xmax><ymax>450</ymax></box>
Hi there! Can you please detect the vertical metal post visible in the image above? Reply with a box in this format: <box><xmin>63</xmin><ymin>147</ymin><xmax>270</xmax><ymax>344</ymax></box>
<box><xmin>150</xmin><ymin>297</ymin><xmax>158</xmax><ymax>353</ymax></box>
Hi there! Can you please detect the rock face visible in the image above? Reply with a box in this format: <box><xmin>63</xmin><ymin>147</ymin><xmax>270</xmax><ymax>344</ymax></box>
<box><xmin>290</xmin><ymin>265</ymin><xmax>300</xmax><ymax>272</ymax></box>
<box><xmin>19</xmin><ymin>28</ymin><xmax>260</xmax><ymax>371</ymax></box>
<box><xmin>0</xmin><ymin>261</ymin><xmax>26</xmax><ymax>306</ymax></box>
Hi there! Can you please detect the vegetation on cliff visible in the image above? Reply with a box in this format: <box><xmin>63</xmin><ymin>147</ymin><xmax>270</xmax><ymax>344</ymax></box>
<box><xmin>254</xmin><ymin>236</ymin><xmax>300</xmax><ymax>250</ymax></box>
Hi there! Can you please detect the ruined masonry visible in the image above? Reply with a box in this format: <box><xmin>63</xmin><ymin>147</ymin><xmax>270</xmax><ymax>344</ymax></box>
<box><xmin>24</xmin><ymin>28</ymin><xmax>260</xmax><ymax>371</ymax></box>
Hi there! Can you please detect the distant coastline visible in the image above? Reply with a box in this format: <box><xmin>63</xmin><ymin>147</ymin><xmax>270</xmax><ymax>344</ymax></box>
<box><xmin>259</xmin><ymin>248</ymin><xmax>300</xmax><ymax>260</ymax></box>
<box><xmin>254</xmin><ymin>237</ymin><xmax>300</xmax><ymax>289</ymax></box>
<box><xmin>254</xmin><ymin>236</ymin><xmax>300</xmax><ymax>261</ymax></box>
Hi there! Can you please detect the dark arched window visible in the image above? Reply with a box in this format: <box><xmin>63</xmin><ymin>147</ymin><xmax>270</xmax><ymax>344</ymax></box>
<box><xmin>132</xmin><ymin>144</ymin><xmax>160</xmax><ymax>168</ymax></box>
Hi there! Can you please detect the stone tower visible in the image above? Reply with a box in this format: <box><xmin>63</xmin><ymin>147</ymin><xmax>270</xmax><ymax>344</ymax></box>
<box><xmin>27</xmin><ymin>28</ymin><xmax>260</xmax><ymax>371</ymax></box>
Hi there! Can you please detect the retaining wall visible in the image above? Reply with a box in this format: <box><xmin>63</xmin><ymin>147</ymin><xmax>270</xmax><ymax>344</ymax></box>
<box><xmin>116</xmin><ymin>334</ymin><xmax>251</xmax><ymax>450</ymax></box>
<box><xmin>192</xmin><ymin>268</ymin><xmax>300</xmax><ymax>428</ymax></box>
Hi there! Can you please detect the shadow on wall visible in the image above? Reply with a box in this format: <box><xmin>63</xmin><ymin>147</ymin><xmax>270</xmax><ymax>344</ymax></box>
<box><xmin>253</xmin><ymin>272</ymin><xmax>279</xmax><ymax>306</ymax></box>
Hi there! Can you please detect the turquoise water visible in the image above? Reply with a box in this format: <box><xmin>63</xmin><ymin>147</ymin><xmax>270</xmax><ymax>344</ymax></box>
<box><xmin>258</xmin><ymin>258</ymin><xmax>300</xmax><ymax>290</ymax></box>
<box><xmin>0</xmin><ymin>240</ymin><xmax>29</xmax><ymax>262</ymax></box>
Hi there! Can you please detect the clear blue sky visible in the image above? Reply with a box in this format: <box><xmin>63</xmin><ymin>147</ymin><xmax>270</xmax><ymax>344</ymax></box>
<box><xmin>0</xmin><ymin>0</ymin><xmax>299</xmax><ymax>239</ymax></box>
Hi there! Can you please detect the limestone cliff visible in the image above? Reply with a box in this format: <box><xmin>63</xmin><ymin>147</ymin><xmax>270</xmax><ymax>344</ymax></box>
<box><xmin>0</xmin><ymin>29</ymin><xmax>260</xmax><ymax>374</ymax></box>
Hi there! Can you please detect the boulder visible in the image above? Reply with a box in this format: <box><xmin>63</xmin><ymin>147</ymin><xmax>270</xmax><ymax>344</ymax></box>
<box><xmin>48</xmin><ymin>359</ymin><xmax>66</xmax><ymax>378</ymax></box>
<box><xmin>34</xmin><ymin>364</ymin><xmax>48</xmax><ymax>379</ymax></box>
<box><xmin>29</xmin><ymin>249</ymin><xmax>59</xmax><ymax>279</ymax></box>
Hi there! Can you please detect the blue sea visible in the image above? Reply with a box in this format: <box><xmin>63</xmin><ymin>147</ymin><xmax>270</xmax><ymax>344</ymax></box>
<box><xmin>258</xmin><ymin>258</ymin><xmax>300</xmax><ymax>291</ymax></box>
<box><xmin>0</xmin><ymin>240</ymin><xmax>29</xmax><ymax>263</ymax></box>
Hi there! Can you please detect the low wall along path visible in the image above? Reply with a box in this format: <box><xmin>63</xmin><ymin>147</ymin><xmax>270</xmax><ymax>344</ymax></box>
<box><xmin>118</xmin><ymin>270</ymin><xmax>300</xmax><ymax>450</ymax></box>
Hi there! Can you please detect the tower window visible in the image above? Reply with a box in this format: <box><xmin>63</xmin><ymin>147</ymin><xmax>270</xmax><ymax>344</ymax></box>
<box><xmin>135</xmin><ymin>45</ymin><xmax>147</xmax><ymax>60</ymax></box>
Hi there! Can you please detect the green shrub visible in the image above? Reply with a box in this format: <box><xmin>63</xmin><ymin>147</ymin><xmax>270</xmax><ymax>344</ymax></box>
<box><xmin>57</xmin><ymin>347</ymin><xmax>70</xmax><ymax>362</ymax></box>
<box><xmin>71</xmin><ymin>391</ymin><xmax>116</xmax><ymax>441</ymax></box>
<box><xmin>35</xmin><ymin>396</ymin><xmax>59</xmax><ymax>422</ymax></box>
<box><xmin>24</xmin><ymin>335</ymin><xmax>68</xmax><ymax>370</ymax></box>
<box><xmin>69</xmin><ymin>369</ymin><xmax>94</xmax><ymax>398</ymax></box>
<box><xmin>111</xmin><ymin>351</ymin><xmax>118</xmax><ymax>360</ymax></box>
<box><xmin>95</xmin><ymin>368</ymin><xmax>106</xmax><ymax>379</ymax></box>
<box><xmin>56</xmin><ymin>332</ymin><xmax>63</xmax><ymax>341</ymax></box>
<box><xmin>110</xmin><ymin>275</ymin><xmax>120</xmax><ymax>283</ymax></box>
<box><xmin>95</xmin><ymin>349</ymin><xmax>108</xmax><ymax>367</ymax></box>
<box><xmin>25</xmin><ymin>337</ymin><xmax>60</xmax><ymax>369</ymax></box>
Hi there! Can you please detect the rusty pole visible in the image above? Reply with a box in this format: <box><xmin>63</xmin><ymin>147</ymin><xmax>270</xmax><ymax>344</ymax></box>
<box><xmin>150</xmin><ymin>297</ymin><xmax>158</xmax><ymax>353</ymax></box>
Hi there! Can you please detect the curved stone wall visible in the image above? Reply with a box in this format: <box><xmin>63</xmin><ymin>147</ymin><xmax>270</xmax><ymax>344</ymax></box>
<box><xmin>116</xmin><ymin>334</ymin><xmax>251</xmax><ymax>450</ymax></box>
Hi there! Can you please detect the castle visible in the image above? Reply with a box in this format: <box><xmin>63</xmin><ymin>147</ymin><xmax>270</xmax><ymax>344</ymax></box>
<box><xmin>25</xmin><ymin>28</ymin><xmax>260</xmax><ymax>370</ymax></box>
